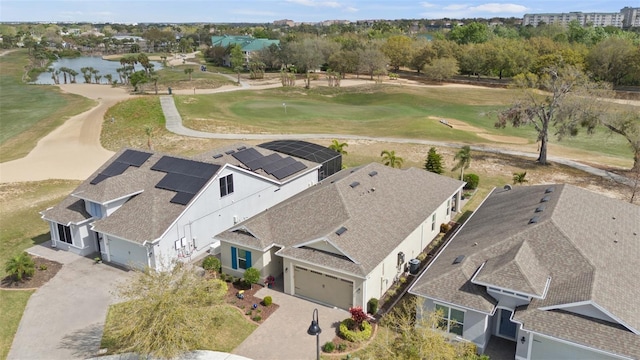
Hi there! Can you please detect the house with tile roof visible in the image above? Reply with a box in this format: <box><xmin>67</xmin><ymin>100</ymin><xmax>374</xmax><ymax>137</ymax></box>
<box><xmin>409</xmin><ymin>184</ymin><xmax>640</xmax><ymax>359</ymax></box>
<box><xmin>210</xmin><ymin>35</ymin><xmax>279</xmax><ymax>67</ymax></box>
<box><xmin>215</xmin><ymin>163</ymin><xmax>465</xmax><ymax>310</ymax></box>
<box><xmin>41</xmin><ymin>143</ymin><xmax>321</xmax><ymax>270</ymax></box>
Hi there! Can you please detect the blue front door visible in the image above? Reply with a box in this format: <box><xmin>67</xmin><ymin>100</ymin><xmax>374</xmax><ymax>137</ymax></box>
<box><xmin>499</xmin><ymin>309</ymin><xmax>517</xmax><ymax>339</ymax></box>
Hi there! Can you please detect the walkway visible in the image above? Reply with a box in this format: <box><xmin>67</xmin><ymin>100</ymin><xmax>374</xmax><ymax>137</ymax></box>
<box><xmin>160</xmin><ymin>94</ymin><xmax>635</xmax><ymax>187</ymax></box>
<box><xmin>8</xmin><ymin>243</ymin><xmax>132</xmax><ymax>360</ymax></box>
<box><xmin>232</xmin><ymin>287</ymin><xmax>348</xmax><ymax>360</ymax></box>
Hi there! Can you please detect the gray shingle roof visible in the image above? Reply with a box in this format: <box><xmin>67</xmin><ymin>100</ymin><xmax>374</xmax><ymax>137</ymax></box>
<box><xmin>216</xmin><ymin>163</ymin><xmax>465</xmax><ymax>276</ymax></box>
<box><xmin>410</xmin><ymin>184</ymin><xmax>640</xmax><ymax>358</ymax></box>
<box><xmin>43</xmin><ymin>144</ymin><xmax>320</xmax><ymax>245</ymax></box>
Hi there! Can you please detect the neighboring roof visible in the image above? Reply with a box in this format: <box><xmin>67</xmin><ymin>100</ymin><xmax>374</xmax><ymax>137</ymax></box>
<box><xmin>410</xmin><ymin>184</ymin><xmax>640</xmax><ymax>358</ymax></box>
<box><xmin>258</xmin><ymin>140</ymin><xmax>341</xmax><ymax>165</ymax></box>
<box><xmin>216</xmin><ymin>163</ymin><xmax>465</xmax><ymax>276</ymax></box>
<box><xmin>210</xmin><ymin>35</ymin><xmax>279</xmax><ymax>52</ymax></box>
<box><xmin>43</xmin><ymin>144</ymin><xmax>320</xmax><ymax>244</ymax></box>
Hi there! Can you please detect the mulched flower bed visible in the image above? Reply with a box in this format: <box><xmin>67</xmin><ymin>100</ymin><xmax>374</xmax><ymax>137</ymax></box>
<box><xmin>222</xmin><ymin>280</ymin><xmax>279</xmax><ymax>323</ymax></box>
<box><xmin>0</xmin><ymin>256</ymin><xmax>62</xmax><ymax>289</ymax></box>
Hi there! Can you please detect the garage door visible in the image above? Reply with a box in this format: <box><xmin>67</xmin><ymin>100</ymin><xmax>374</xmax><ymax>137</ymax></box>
<box><xmin>294</xmin><ymin>266</ymin><xmax>353</xmax><ymax>310</ymax></box>
<box><xmin>107</xmin><ymin>237</ymin><xmax>148</xmax><ymax>269</ymax></box>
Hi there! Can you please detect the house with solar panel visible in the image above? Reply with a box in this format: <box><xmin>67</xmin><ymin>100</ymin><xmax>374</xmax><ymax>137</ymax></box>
<box><xmin>40</xmin><ymin>142</ymin><xmax>333</xmax><ymax>270</ymax></box>
<box><xmin>215</xmin><ymin>163</ymin><xmax>465</xmax><ymax>310</ymax></box>
<box><xmin>408</xmin><ymin>184</ymin><xmax>640</xmax><ymax>359</ymax></box>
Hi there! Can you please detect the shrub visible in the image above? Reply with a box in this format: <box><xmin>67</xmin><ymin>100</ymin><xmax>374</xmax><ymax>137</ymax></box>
<box><xmin>440</xmin><ymin>223</ymin><xmax>451</xmax><ymax>233</ymax></box>
<box><xmin>5</xmin><ymin>252</ymin><xmax>35</xmax><ymax>281</ymax></box>
<box><xmin>263</xmin><ymin>296</ymin><xmax>273</xmax><ymax>306</ymax></box>
<box><xmin>252</xmin><ymin>315</ymin><xmax>262</xmax><ymax>322</ymax></box>
<box><xmin>463</xmin><ymin>173</ymin><xmax>479</xmax><ymax>189</ymax></box>
<box><xmin>245</xmin><ymin>310</ymin><xmax>253</xmax><ymax>316</ymax></box>
<box><xmin>202</xmin><ymin>256</ymin><xmax>221</xmax><ymax>272</ymax></box>
<box><xmin>349</xmin><ymin>306</ymin><xmax>368</xmax><ymax>327</ymax></box>
<box><xmin>39</xmin><ymin>264</ymin><xmax>48</xmax><ymax>271</ymax></box>
<box><xmin>367</xmin><ymin>298</ymin><xmax>379</xmax><ymax>314</ymax></box>
<box><xmin>337</xmin><ymin>343</ymin><xmax>347</xmax><ymax>351</ymax></box>
<box><xmin>323</xmin><ymin>341</ymin><xmax>335</xmax><ymax>353</ymax></box>
<box><xmin>243</xmin><ymin>267</ymin><xmax>261</xmax><ymax>285</ymax></box>
<box><xmin>339</xmin><ymin>319</ymin><xmax>372</xmax><ymax>342</ymax></box>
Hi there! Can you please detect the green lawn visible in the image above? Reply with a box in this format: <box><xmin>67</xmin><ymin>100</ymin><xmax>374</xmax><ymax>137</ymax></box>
<box><xmin>0</xmin><ymin>290</ymin><xmax>34</xmax><ymax>360</ymax></box>
<box><xmin>101</xmin><ymin>304</ymin><xmax>256</xmax><ymax>354</ymax></box>
<box><xmin>0</xmin><ymin>50</ymin><xmax>95</xmax><ymax>162</ymax></box>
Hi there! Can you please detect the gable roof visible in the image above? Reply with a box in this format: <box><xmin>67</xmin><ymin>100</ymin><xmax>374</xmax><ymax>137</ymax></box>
<box><xmin>409</xmin><ymin>184</ymin><xmax>640</xmax><ymax>358</ymax></box>
<box><xmin>216</xmin><ymin>163</ymin><xmax>465</xmax><ymax>276</ymax></box>
<box><xmin>42</xmin><ymin>144</ymin><xmax>320</xmax><ymax>244</ymax></box>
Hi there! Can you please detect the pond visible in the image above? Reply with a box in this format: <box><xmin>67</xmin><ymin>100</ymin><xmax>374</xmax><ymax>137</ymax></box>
<box><xmin>32</xmin><ymin>56</ymin><xmax>163</xmax><ymax>85</ymax></box>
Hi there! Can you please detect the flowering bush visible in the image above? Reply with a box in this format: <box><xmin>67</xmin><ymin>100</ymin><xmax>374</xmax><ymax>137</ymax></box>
<box><xmin>349</xmin><ymin>306</ymin><xmax>368</xmax><ymax>328</ymax></box>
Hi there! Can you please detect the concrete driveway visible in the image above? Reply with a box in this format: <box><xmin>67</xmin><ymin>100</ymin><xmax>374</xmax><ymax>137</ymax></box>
<box><xmin>232</xmin><ymin>288</ymin><xmax>349</xmax><ymax>360</ymax></box>
<box><xmin>8</xmin><ymin>243</ymin><xmax>132</xmax><ymax>360</ymax></box>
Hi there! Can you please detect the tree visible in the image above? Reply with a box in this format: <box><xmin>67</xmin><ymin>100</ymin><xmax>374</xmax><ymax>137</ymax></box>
<box><xmin>243</xmin><ymin>267</ymin><xmax>260</xmax><ymax>286</ymax></box>
<box><xmin>496</xmin><ymin>65</ymin><xmax>611</xmax><ymax>165</ymax></box>
<box><xmin>144</xmin><ymin>125</ymin><xmax>154</xmax><ymax>150</ymax></box>
<box><xmin>424</xmin><ymin>147</ymin><xmax>444</xmax><ymax>174</ymax></box>
<box><xmin>329</xmin><ymin>139</ymin><xmax>348</xmax><ymax>155</ymax></box>
<box><xmin>360</xmin><ymin>296</ymin><xmax>480</xmax><ymax>359</ymax></box>
<box><xmin>130</xmin><ymin>70</ymin><xmax>148</xmax><ymax>92</ymax></box>
<box><xmin>184</xmin><ymin>67</ymin><xmax>194</xmax><ymax>81</ymax></box>
<box><xmin>602</xmin><ymin>111</ymin><xmax>640</xmax><ymax>171</ymax></box>
<box><xmin>381</xmin><ymin>150</ymin><xmax>403</xmax><ymax>168</ymax></box>
<box><xmin>512</xmin><ymin>171</ymin><xmax>529</xmax><ymax>185</ymax></box>
<box><xmin>357</xmin><ymin>44</ymin><xmax>388</xmax><ymax>80</ymax></box>
<box><xmin>5</xmin><ymin>252</ymin><xmax>35</xmax><ymax>282</ymax></box>
<box><xmin>230</xmin><ymin>44</ymin><xmax>244</xmax><ymax>83</ymax></box>
<box><xmin>423</xmin><ymin>57</ymin><xmax>459</xmax><ymax>82</ymax></box>
<box><xmin>586</xmin><ymin>37</ymin><xmax>637</xmax><ymax>86</ymax></box>
<box><xmin>109</xmin><ymin>264</ymin><xmax>227</xmax><ymax>359</ymax></box>
<box><xmin>452</xmin><ymin>146</ymin><xmax>472</xmax><ymax>181</ymax></box>
<box><xmin>448</xmin><ymin>22</ymin><xmax>490</xmax><ymax>45</ymax></box>
<box><xmin>381</xmin><ymin>35</ymin><xmax>413</xmax><ymax>71</ymax></box>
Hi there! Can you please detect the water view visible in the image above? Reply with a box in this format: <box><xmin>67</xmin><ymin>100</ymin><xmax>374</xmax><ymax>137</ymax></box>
<box><xmin>33</xmin><ymin>56</ymin><xmax>163</xmax><ymax>85</ymax></box>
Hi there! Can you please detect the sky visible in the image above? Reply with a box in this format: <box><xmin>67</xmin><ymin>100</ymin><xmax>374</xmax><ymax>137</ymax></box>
<box><xmin>0</xmin><ymin>0</ymin><xmax>637</xmax><ymax>24</ymax></box>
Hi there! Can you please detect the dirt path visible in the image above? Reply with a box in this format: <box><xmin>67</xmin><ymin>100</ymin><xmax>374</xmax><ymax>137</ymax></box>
<box><xmin>0</xmin><ymin>85</ymin><xmax>131</xmax><ymax>183</ymax></box>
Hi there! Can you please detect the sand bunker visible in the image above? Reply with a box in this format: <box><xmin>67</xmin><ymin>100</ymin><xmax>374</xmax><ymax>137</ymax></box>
<box><xmin>428</xmin><ymin>116</ymin><xmax>529</xmax><ymax>144</ymax></box>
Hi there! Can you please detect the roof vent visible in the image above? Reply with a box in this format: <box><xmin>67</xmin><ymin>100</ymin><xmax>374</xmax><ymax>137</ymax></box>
<box><xmin>225</xmin><ymin>150</ymin><xmax>235</xmax><ymax>155</ymax></box>
<box><xmin>535</xmin><ymin>205</ymin><xmax>545</xmax><ymax>213</ymax></box>
<box><xmin>504</xmin><ymin>184</ymin><xmax>512</xmax><ymax>190</ymax></box>
<box><xmin>545</xmin><ymin>187</ymin><xmax>555</xmax><ymax>194</ymax></box>
<box><xmin>213</xmin><ymin>154</ymin><xmax>223</xmax><ymax>159</ymax></box>
<box><xmin>335</xmin><ymin>227</ymin><xmax>347</xmax><ymax>236</ymax></box>
<box><xmin>368</xmin><ymin>171</ymin><xmax>378</xmax><ymax>177</ymax></box>
<box><xmin>453</xmin><ymin>255</ymin><xmax>465</xmax><ymax>264</ymax></box>
<box><xmin>529</xmin><ymin>216</ymin><xmax>540</xmax><ymax>224</ymax></box>
<box><xmin>541</xmin><ymin>196</ymin><xmax>550</xmax><ymax>203</ymax></box>
<box><xmin>350</xmin><ymin>181</ymin><xmax>360</xmax><ymax>188</ymax></box>
<box><xmin>237</xmin><ymin>146</ymin><xmax>247</xmax><ymax>151</ymax></box>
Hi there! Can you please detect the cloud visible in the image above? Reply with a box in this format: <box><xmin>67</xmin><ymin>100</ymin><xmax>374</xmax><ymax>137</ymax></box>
<box><xmin>420</xmin><ymin>2</ymin><xmax>437</xmax><ymax>8</ymax></box>
<box><xmin>345</xmin><ymin>6</ymin><xmax>358</xmax><ymax>13</ymax></box>
<box><xmin>286</xmin><ymin>0</ymin><xmax>342</xmax><ymax>8</ymax></box>
<box><xmin>420</xmin><ymin>2</ymin><xmax>529</xmax><ymax>18</ymax></box>
<box><xmin>444</xmin><ymin>4</ymin><xmax>470</xmax><ymax>11</ymax></box>
<box><xmin>468</xmin><ymin>3</ymin><xmax>528</xmax><ymax>13</ymax></box>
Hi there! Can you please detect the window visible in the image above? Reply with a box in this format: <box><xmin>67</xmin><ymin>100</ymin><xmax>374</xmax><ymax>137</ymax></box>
<box><xmin>57</xmin><ymin>224</ymin><xmax>72</xmax><ymax>244</ymax></box>
<box><xmin>435</xmin><ymin>304</ymin><xmax>464</xmax><ymax>336</ymax></box>
<box><xmin>231</xmin><ymin>246</ymin><xmax>252</xmax><ymax>270</ymax></box>
<box><xmin>431</xmin><ymin>214</ymin><xmax>436</xmax><ymax>231</ymax></box>
<box><xmin>220</xmin><ymin>174</ymin><xmax>234</xmax><ymax>197</ymax></box>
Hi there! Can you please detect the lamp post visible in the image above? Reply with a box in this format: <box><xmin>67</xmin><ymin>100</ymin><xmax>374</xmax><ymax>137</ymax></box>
<box><xmin>307</xmin><ymin>308</ymin><xmax>322</xmax><ymax>360</ymax></box>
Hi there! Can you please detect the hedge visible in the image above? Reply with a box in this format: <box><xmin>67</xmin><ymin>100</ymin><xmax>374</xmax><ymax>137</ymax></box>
<box><xmin>339</xmin><ymin>319</ymin><xmax>372</xmax><ymax>342</ymax></box>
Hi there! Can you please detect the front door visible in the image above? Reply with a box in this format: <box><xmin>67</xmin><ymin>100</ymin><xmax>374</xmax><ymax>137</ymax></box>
<box><xmin>498</xmin><ymin>309</ymin><xmax>517</xmax><ymax>339</ymax></box>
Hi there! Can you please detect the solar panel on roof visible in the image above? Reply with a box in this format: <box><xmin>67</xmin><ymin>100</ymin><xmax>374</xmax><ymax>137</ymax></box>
<box><xmin>151</xmin><ymin>156</ymin><xmax>219</xmax><ymax>179</ymax></box>
<box><xmin>156</xmin><ymin>173</ymin><xmax>208</xmax><ymax>195</ymax></box>
<box><xmin>335</xmin><ymin>227</ymin><xmax>347</xmax><ymax>235</ymax></box>
<box><xmin>232</xmin><ymin>148</ymin><xmax>262</xmax><ymax>165</ymax></box>
<box><xmin>368</xmin><ymin>171</ymin><xmax>378</xmax><ymax>177</ymax></box>
<box><xmin>170</xmin><ymin>192</ymin><xmax>195</xmax><ymax>205</ymax></box>
<box><xmin>350</xmin><ymin>181</ymin><xmax>360</xmax><ymax>188</ymax></box>
<box><xmin>119</xmin><ymin>149</ymin><xmax>152</xmax><ymax>167</ymax></box>
<box><xmin>245</xmin><ymin>153</ymin><xmax>282</xmax><ymax>171</ymax></box>
<box><xmin>213</xmin><ymin>154</ymin><xmax>223</xmax><ymax>159</ymax></box>
<box><xmin>225</xmin><ymin>150</ymin><xmax>235</xmax><ymax>155</ymax></box>
<box><xmin>101</xmin><ymin>161</ymin><xmax>131</xmax><ymax>177</ymax></box>
<box><xmin>90</xmin><ymin>174</ymin><xmax>109</xmax><ymax>185</ymax></box>
<box><xmin>272</xmin><ymin>161</ymin><xmax>307</xmax><ymax>180</ymax></box>
<box><xmin>262</xmin><ymin>157</ymin><xmax>297</xmax><ymax>174</ymax></box>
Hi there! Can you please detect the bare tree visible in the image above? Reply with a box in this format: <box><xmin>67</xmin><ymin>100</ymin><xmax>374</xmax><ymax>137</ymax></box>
<box><xmin>602</xmin><ymin>110</ymin><xmax>640</xmax><ymax>172</ymax></box>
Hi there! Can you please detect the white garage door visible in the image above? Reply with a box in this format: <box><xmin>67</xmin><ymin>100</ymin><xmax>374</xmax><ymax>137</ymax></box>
<box><xmin>294</xmin><ymin>266</ymin><xmax>353</xmax><ymax>310</ymax></box>
<box><xmin>108</xmin><ymin>237</ymin><xmax>148</xmax><ymax>269</ymax></box>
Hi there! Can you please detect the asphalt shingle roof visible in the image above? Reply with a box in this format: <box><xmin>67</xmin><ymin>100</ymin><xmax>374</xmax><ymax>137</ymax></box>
<box><xmin>410</xmin><ymin>184</ymin><xmax>640</xmax><ymax>358</ymax></box>
<box><xmin>216</xmin><ymin>163</ymin><xmax>465</xmax><ymax>276</ymax></box>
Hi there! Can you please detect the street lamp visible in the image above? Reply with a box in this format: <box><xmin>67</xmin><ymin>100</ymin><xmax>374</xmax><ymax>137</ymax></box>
<box><xmin>307</xmin><ymin>308</ymin><xmax>322</xmax><ymax>360</ymax></box>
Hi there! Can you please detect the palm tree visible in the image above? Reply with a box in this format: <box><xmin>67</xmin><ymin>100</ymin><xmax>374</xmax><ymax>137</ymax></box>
<box><xmin>452</xmin><ymin>145</ymin><xmax>472</xmax><ymax>180</ymax></box>
<box><xmin>329</xmin><ymin>140</ymin><xmax>348</xmax><ymax>155</ymax></box>
<box><xmin>144</xmin><ymin>125</ymin><xmax>154</xmax><ymax>150</ymax></box>
<box><xmin>381</xmin><ymin>150</ymin><xmax>404</xmax><ymax>168</ymax></box>
<box><xmin>5</xmin><ymin>252</ymin><xmax>35</xmax><ymax>282</ymax></box>
<box><xmin>513</xmin><ymin>171</ymin><xmax>529</xmax><ymax>185</ymax></box>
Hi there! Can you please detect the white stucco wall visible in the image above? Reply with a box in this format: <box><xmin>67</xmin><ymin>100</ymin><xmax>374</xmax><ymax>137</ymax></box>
<box><xmin>49</xmin><ymin>221</ymin><xmax>96</xmax><ymax>256</ymax></box>
<box><xmin>150</xmin><ymin>165</ymin><xmax>318</xmax><ymax>270</ymax></box>
<box><xmin>530</xmin><ymin>333</ymin><xmax>625</xmax><ymax>360</ymax></box>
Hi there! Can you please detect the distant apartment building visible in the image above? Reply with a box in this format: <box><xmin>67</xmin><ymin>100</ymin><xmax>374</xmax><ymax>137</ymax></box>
<box><xmin>523</xmin><ymin>7</ymin><xmax>639</xmax><ymax>28</ymax></box>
